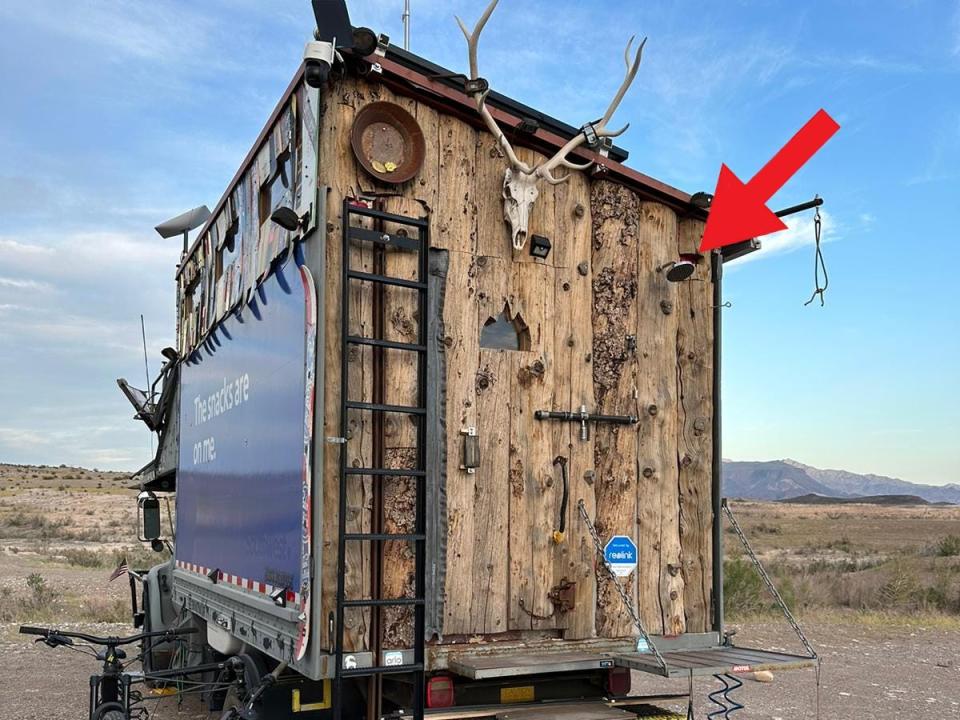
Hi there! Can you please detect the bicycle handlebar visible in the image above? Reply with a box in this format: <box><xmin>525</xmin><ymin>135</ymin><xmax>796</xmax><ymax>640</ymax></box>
<box><xmin>19</xmin><ymin>625</ymin><xmax>198</xmax><ymax>646</ymax></box>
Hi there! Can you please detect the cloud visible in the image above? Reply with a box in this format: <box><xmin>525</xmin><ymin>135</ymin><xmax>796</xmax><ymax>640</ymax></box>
<box><xmin>0</xmin><ymin>237</ymin><xmax>54</xmax><ymax>258</ymax></box>
<box><xmin>0</xmin><ymin>277</ymin><xmax>53</xmax><ymax>292</ymax></box>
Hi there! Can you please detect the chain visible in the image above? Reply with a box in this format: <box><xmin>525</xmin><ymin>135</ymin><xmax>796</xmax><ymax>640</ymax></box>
<box><xmin>721</xmin><ymin>500</ymin><xmax>817</xmax><ymax>659</ymax></box>
<box><xmin>804</xmin><ymin>201</ymin><xmax>828</xmax><ymax>306</ymax></box>
<box><xmin>577</xmin><ymin>500</ymin><xmax>667</xmax><ymax>672</ymax></box>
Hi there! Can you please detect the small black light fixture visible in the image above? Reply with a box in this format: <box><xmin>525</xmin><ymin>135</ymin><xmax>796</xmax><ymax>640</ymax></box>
<box><xmin>656</xmin><ymin>253</ymin><xmax>699</xmax><ymax>282</ymax></box>
<box><xmin>271</xmin><ymin>206</ymin><xmax>303</xmax><ymax>232</ymax></box>
<box><xmin>529</xmin><ymin>234</ymin><xmax>552</xmax><ymax>260</ymax></box>
<box><xmin>690</xmin><ymin>191</ymin><xmax>713</xmax><ymax>211</ymax></box>
<box><xmin>516</xmin><ymin>117</ymin><xmax>540</xmax><ymax>135</ymax></box>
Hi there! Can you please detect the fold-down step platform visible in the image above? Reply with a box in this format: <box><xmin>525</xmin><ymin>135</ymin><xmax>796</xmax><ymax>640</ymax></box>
<box><xmin>617</xmin><ymin>646</ymin><xmax>817</xmax><ymax>678</ymax></box>
<box><xmin>448</xmin><ymin>652</ymin><xmax>615</xmax><ymax>680</ymax></box>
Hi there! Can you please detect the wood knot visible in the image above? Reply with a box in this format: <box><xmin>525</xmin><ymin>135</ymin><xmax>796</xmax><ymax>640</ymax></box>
<box><xmin>642</xmin><ymin>466</ymin><xmax>655</xmax><ymax>479</ymax></box>
<box><xmin>670</xmin><ymin>590</ymin><xmax>679</xmax><ymax>600</ymax></box>
<box><xmin>660</xmin><ymin>300</ymin><xmax>673</xmax><ymax>315</ymax></box>
<box><xmin>477</xmin><ymin>256</ymin><xmax>488</xmax><ymax>267</ymax></box>
<box><xmin>681</xmin><ymin>454</ymin><xmax>693</xmax><ymax>467</ymax></box>
<box><xmin>583</xmin><ymin>470</ymin><xmax>595</xmax><ymax>485</ymax></box>
<box><xmin>647</xmin><ymin>404</ymin><xmax>658</xmax><ymax>417</ymax></box>
<box><xmin>567</xmin><ymin>336</ymin><xmax>575</xmax><ymax>348</ymax></box>
<box><xmin>443</xmin><ymin>336</ymin><xmax>454</xmax><ymax>347</ymax></box>
<box><xmin>326</xmin><ymin>222</ymin><xmax>335</xmax><ymax>234</ymax></box>
<box><xmin>693</xmin><ymin>417</ymin><xmax>707</xmax><ymax>435</ymax></box>
<box><xmin>667</xmin><ymin>563</ymin><xmax>681</xmax><ymax>577</ymax></box>
<box><xmin>577</xmin><ymin>261</ymin><xmax>589</xmax><ymax>276</ymax></box>
<box><xmin>688</xmin><ymin>352</ymin><xmax>696</xmax><ymax>361</ymax></box>
<box><xmin>562</xmin><ymin>281</ymin><xmax>571</xmax><ymax>292</ymax></box>
<box><xmin>574</xmin><ymin>203</ymin><xmax>586</xmax><ymax>218</ymax></box>
<box><xmin>475</xmin><ymin>371</ymin><xmax>492</xmax><ymax>392</ymax></box>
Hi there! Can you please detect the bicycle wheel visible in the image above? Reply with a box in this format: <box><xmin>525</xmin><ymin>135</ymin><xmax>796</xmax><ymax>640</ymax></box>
<box><xmin>92</xmin><ymin>701</ymin><xmax>126</xmax><ymax>720</ymax></box>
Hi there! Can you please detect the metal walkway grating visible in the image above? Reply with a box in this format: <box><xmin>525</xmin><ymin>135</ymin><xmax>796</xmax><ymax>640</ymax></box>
<box><xmin>615</xmin><ymin>645</ymin><xmax>817</xmax><ymax>678</ymax></box>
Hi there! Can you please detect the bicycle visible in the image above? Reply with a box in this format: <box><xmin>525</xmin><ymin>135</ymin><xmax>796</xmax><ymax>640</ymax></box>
<box><xmin>19</xmin><ymin>624</ymin><xmax>198</xmax><ymax>720</ymax></box>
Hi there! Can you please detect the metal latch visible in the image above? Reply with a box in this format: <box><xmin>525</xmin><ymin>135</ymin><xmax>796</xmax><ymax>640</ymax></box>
<box><xmin>535</xmin><ymin>405</ymin><xmax>638</xmax><ymax>441</ymax></box>
<box><xmin>460</xmin><ymin>427</ymin><xmax>479</xmax><ymax>474</ymax></box>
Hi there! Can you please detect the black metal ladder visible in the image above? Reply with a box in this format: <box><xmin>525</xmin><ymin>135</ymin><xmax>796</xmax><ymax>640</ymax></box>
<box><xmin>334</xmin><ymin>200</ymin><xmax>428</xmax><ymax>720</ymax></box>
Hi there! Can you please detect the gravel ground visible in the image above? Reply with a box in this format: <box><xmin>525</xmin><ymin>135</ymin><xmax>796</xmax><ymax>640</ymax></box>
<box><xmin>2</xmin><ymin>619</ymin><xmax>957</xmax><ymax>719</ymax></box>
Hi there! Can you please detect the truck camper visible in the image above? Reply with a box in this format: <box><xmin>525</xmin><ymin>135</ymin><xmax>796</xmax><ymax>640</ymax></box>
<box><xmin>61</xmin><ymin>1</ymin><xmax>824</xmax><ymax>718</ymax></box>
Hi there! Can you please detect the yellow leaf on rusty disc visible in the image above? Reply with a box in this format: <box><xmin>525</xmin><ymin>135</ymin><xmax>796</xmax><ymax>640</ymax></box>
<box><xmin>384</xmin><ymin>161</ymin><xmax>397</xmax><ymax>172</ymax></box>
<box><xmin>371</xmin><ymin>160</ymin><xmax>386</xmax><ymax>173</ymax></box>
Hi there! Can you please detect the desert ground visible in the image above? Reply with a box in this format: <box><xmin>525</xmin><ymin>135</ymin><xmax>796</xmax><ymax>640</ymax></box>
<box><xmin>1</xmin><ymin>464</ymin><xmax>959</xmax><ymax>718</ymax></box>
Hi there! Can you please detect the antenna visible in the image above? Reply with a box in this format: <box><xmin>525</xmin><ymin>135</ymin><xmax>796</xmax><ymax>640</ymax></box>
<box><xmin>402</xmin><ymin>0</ymin><xmax>410</xmax><ymax>50</ymax></box>
<box><xmin>141</xmin><ymin>314</ymin><xmax>154</xmax><ymax>456</ymax></box>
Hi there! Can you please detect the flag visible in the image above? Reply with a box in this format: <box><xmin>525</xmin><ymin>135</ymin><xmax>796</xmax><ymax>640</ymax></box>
<box><xmin>108</xmin><ymin>557</ymin><xmax>128</xmax><ymax>582</ymax></box>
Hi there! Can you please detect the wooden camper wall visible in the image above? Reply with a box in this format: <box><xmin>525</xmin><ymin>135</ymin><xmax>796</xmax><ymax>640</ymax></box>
<box><xmin>176</xmin><ymin>87</ymin><xmax>305</xmax><ymax>356</ymax></box>
<box><xmin>319</xmin><ymin>71</ymin><xmax>715</xmax><ymax>653</ymax></box>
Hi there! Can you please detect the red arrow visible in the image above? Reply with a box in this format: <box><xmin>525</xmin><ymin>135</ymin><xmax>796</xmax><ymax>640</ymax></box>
<box><xmin>699</xmin><ymin>109</ymin><xmax>840</xmax><ymax>252</ymax></box>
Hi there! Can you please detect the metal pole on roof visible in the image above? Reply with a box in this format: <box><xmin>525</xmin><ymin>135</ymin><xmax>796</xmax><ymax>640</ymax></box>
<box><xmin>402</xmin><ymin>0</ymin><xmax>410</xmax><ymax>50</ymax></box>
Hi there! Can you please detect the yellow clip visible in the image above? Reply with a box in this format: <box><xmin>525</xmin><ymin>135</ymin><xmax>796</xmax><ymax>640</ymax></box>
<box><xmin>552</xmin><ymin>530</ymin><xmax>565</xmax><ymax>544</ymax></box>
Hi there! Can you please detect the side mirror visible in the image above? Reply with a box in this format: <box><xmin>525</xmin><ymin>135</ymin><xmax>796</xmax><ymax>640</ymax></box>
<box><xmin>138</xmin><ymin>493</ymin><xmax>162</xmax><ymax>542</ymax></box>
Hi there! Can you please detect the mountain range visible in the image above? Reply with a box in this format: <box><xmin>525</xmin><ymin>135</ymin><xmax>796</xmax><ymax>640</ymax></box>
<box><xmin>722</xmin><ymin>459</ymin><xmax>960</xmax><ymax>504</ymax></box>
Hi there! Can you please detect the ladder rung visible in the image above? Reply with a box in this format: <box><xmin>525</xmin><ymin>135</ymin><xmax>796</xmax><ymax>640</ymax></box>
<box><xmin>346</xmin><ymin>204</ymin><xmax>429</xmax><ymax>229</ymax></box>
<box><xmin>343</xmin><ymin>533</ymin><xmax>425</xmax><ymax>542</ymax></box>
<box><xmin>344</xmin><ymin>468</ymin><xmax>426</xmax><ymax>477</ymax></box>
<box><xmin>340</xmin><ymin>663</ymin><xmax>424</xmax><ymax>678</ymax></box>
<box><xmin>348</xmin><ymin>225</ymin><xmax>421</xmax><ymax>252</ymax></box>
<box><xmin>341</xmin><ymin>597</ymin><xmax>424</xmax><ymax>608</ymax></box>
<box><xmin>346</xmin><ymin>270</ymin><xmax>427</xmax><ymax>290</ymax></box>
<box><xmin>346</xmin><ymin>335</ymin><xmax>426</xmax><ymax>353</ymax></box>
<box><xmin>345</xmin><ymin>401</ymin><xmax>426</xmax><ymax>416</ymax></box>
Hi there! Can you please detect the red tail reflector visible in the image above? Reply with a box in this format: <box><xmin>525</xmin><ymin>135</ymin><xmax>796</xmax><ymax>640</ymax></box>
<box><xmin>606</xmin><ymin>666</ymin><xmax>631</xmax><ymax>696</ymax></box>
<box><xmin>426</xmin><ymin>675</ymin><xmax>455</xmax><ymax>708</ymax></box>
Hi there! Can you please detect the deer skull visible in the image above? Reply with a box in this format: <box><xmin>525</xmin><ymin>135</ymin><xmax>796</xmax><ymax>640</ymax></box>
<box><xmin>502</xmin><ymin>168</ymin><xmax>539</xmax><ymax>250</ymax></box>
<box><xmin>456</xmin><ymin>0</ymin><xmax>645</xmax><ymax>255</ymax></box>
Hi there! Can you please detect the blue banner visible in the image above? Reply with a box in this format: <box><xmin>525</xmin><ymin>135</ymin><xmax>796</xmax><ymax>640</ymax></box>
<box><xmin>177</xmin><ymin>257</ymin><xmax>313</xmax><ymax>594</ymax></box>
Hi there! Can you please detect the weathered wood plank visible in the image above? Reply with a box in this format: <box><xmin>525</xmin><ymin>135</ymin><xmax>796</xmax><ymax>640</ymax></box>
<box><xmin>472</xmin><ymin>255</ymin><xmax>512</xmax><ymax>633</ymax></box>
<box><xmin>676</xmin><ymin>218</ymin><xmax>713</xmax><ymax>634</ymax></box>
<box><xmin>475</xmin><ymin>134</ymin><xmax>513</xmax><ymax>260</ymax></box>
<box><xmin>441</xmin><ymin>250</ymin><xmax>480</xmax><ymax>635</ymax></box>
<box><xmin>436</xmin><ymin>115</ymin><xmax>478</xmax><ymax>254</ymax></box>
<box><xmin>379</xmin><ymin>195</ymin><xmax>426</xmax><ymax>649</ymax></box>
<box><xmin>552</xmin><ymin>172</ymin><xmax>596</xmax><ymax>639</ymax></box>
<box><xmin>508</xmin><ymin>261</ymin><xmax>560</xmax><ymax>631</ymax></box>
<box><xmin>319</xmin><ymin>78</ymin><xmax>363</xmax><ymax>651</ymax></box>
<box><xmin>636</xmin><ymin>201</ymin><xmax>684</xmax><ymax>636</ymax></box>
<box><xmin>590</xmin><ymin>180</ymin><xmax>640</xmax><ymax>639</ymax></box>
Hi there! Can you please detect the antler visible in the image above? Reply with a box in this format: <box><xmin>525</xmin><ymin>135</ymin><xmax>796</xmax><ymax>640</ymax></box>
<box><xmin>456</xmin><ymin>0</ymin><xmax>534</xmax><ymax>175</ymax></box>
<box><xmin>456</xmin><ymin>1</ymin><xmax>645</xmax><ymax>184</ymax></box>
<box><xmin>537</xmin><ymin>36</ymin><xmax>647</xmax><ymax>185</ymax></box>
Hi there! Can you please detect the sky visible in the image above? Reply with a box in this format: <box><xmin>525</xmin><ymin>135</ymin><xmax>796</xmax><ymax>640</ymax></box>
<box><xmin>0</xmin><ymin>0</ymin><xmax>957</xmax><ymax>486</ymax></box>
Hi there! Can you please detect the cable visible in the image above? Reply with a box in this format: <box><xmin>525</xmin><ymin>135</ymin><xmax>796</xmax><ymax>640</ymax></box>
<box><xmin>804</xmin><ymin>202</ymin><xmax>828</xmax><ymax>306</ymax></box>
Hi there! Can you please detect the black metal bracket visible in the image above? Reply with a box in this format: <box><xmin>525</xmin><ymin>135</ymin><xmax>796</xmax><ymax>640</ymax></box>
<box><xmin>774</xmin><ymin>196</ymin><xmax>823</xmax><ymax>219</ymax></box>
<box><xmin>535</xmin><ymin>405</ymin><xmax>638</xmax><ymax>441</ymax></box>
<box><xmin>580</xmin><ymin>121</ymin><xmax>601</xmax><ymax>148</ymax></box>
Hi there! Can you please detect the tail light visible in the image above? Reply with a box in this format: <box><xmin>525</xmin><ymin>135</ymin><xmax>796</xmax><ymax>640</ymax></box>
<box><xmin>606</xmin><ymin>666</ymin><xmax>631</xmax><ymax>696</ymax></box>
<box><xmin>426</xmin><ymin>675</ymin><xmax>455</xmax><ymax>708</ymax></box>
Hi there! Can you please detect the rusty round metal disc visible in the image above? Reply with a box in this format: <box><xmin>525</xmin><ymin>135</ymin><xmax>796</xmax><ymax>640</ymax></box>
<box><xmin>350</xmin><ymin>102</ymin><xmax>425</xmax><ymax>184</ymax></box>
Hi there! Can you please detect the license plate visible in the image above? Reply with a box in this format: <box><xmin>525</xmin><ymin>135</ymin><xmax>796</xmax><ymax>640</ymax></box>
<box><xmin>500</xmin><ymin>685</ymin><xmax>535</xmax><ymax>703</ymax></box>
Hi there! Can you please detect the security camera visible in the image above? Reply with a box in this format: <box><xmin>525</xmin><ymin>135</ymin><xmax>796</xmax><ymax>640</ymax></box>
<box><xmin>304</xmin><ymin>39</ymin><xmax>336</xmax><ymax>88</ymax></box>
